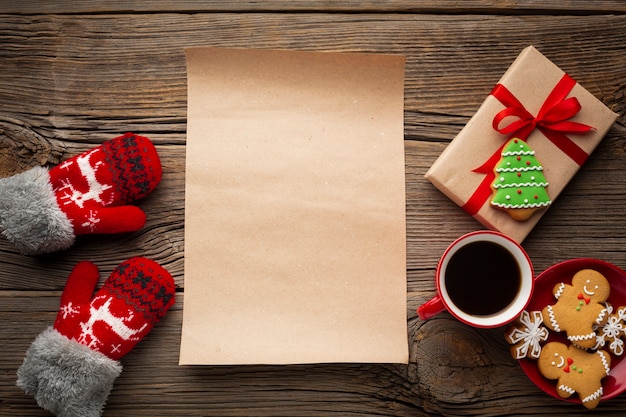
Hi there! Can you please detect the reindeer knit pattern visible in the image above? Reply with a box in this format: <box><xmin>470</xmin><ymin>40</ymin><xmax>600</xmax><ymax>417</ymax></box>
<box><xmin>49</xmin><ymin>133</ymin><xmax>162</xmax><ymax>235</ymax></box>
<box><xmin>53</xmin><ymin>257</ymin><xmax>175</xmax><ymax>360</ymax></box>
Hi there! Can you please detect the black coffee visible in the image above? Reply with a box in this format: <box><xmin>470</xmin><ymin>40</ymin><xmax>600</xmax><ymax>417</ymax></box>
<box><xmin>444</xmin><ymin>241</ymin><xmax>520</xmax><ymax>316</ymax></box>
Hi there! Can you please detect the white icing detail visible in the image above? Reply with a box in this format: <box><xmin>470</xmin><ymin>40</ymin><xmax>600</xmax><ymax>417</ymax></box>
<box><xmin>584</xmin><ymin>285</ymin><xmax>596</xmax><ymax>296</ymax></box>
<box><xmin>493</xmin><ymin>181</ymin><xmax>549</xmax><ymax>189</ymax></box>
<box><xmin>582</xmin><ymin>387</ymin><xmax>603</xmax><ymax>404</ymax></box>
<box><xmin>546</xmin><ymin>305</ymin><xmax>560</xmax><ymax>332</ymax></box>
<box><xmin>558</xmin><ymin>384</ymin><xmax>576</xmax><ymax>395</ymax></box>
<box><xmin>610</xmin><ymin>338</ymin><xmax>624</xmax><ymax>356</ymax></box>
<box><xmin>594</xmin><ymin>332</ymin><xmax>607</xmax><ymax>351</ymax></box>
<box><xmin>596</xmin><ymin>308</ymin><xmax>608</xmax><ymax>324</ymax></box>
<box><xmin>597</xmin><ymin>351</ymin><xmax>611</xmax><ymax>375</ymax></box>
<box><xmin>555</xmin><ymin>354</ymin><xmax>564</xmax><ymax>368</ymax></box>
<box><xmin>502</xmin><ymin>149</ymin><xmax>535</xmax><ymax>157</ymax></box>
<box><xmin>594</xmin><ymin>302</ymin><xmax>616</xmax><ymax>351</ymax></box>
<box><xmin>554</xmin><ymin>283</ymin><xmax>566</xmax><ymax>299</ymax></box>
<box><xmin>568</xmin><ymin>332</ymin><xmax>595</xmax><ymax>342</ymax></box>
<box><xmin>495</xmin><ymin>166</ymin><xmax>543</xmax><ymax>173</ymax></box>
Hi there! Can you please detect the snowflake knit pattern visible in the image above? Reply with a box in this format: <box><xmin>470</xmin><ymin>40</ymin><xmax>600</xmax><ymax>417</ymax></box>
<box><xmin>491</xmin><ymin>138</ymin><xmax>551</xmax><ymax>210</ymax></box>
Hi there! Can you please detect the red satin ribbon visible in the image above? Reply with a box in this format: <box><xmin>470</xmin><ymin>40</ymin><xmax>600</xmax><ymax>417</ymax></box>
<box><xmin>461</xmin><ymin>74</ymin><xmax>594</xmax><ymax>215</ymax></box>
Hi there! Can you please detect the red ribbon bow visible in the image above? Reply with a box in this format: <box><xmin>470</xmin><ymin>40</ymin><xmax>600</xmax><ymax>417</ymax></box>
<box><xmin>578</xmin><ymin>293</ymin><xmax>591</xmax><ymax>304</ymax></box>
<box><xmin>461</xmin><ymin>74</ymin><xmax>594</xmax><ymax>215</ymax></box>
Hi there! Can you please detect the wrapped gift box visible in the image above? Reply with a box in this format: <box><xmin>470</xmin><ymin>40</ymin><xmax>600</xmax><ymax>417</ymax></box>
<box><xmin>425</xmin><ymin>46</ymin><xmax>618</xmax><ymax>242</ymax></box>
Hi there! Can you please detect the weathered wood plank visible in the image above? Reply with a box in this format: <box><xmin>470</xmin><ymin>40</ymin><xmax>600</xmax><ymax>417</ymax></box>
<box><xmin>1</xmin><ymin>0</ymin><xmax>626</xmax><ymax>14</ymax></box>
<box><xmin>0</xmin><ymin>14</ymin><xmax>624</xmax><ymax>137</ymax></box>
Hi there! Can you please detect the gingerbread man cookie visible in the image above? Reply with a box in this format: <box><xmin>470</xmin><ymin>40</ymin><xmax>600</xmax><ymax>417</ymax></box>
<box><xmin>538</xmin><ymin>342</ymin><xmax>611</xmax><ymax>409</ymax></box>
<box><xmin>505</xmin><ymin>310</ymin><xmax>549</xmax><ymax>359</ymax></box>
<box><xmin>594</xmin><ymin>304</ymin><xmax>626</xmax><ymax>356</ymax></box>
<box><xmin>541</xmin><ymin>269</ymin><xmax>610</xmax><ymax>349</ymax></box>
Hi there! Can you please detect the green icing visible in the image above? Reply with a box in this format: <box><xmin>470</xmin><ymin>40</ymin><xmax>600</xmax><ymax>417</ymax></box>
<box><xmin>491</xmin><ymin>138</ymin><xmax>551</xmax><ymax>209</ymax></box>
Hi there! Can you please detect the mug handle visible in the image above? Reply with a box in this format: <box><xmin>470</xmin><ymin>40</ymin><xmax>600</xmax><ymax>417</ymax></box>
<box><xmin>417</xmin><ymin>295</ymin><xmax>445</xmax><ymax>321</ymax></box>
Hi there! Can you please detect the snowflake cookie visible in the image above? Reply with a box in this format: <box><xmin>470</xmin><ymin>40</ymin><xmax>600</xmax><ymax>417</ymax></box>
<box><xmin>594</xmin><ymin>304</ymin><xmax>626</xmax><ymax>356</ymax></box>
<box><xmin>505</xmin><ymin>310</ymin><xmax>549</xmax><ymax>359</ymax></box>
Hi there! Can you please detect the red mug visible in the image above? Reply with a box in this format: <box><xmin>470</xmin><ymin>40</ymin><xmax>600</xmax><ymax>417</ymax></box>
<box><xmin>417</xmin><ymin>230</ymin><xmax>534</xmax><ymax>328</ymax></box>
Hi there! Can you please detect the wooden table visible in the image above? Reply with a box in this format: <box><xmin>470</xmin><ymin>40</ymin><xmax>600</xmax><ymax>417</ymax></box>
<box><xmin>1</xmin><ymin>2</ymin><xmax>625</xmax><ymax>416</ymax></box>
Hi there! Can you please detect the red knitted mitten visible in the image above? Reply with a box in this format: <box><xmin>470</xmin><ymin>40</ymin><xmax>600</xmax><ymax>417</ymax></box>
<box><xmin>49</xmin><ymin>133</ymin><xmax>161</xmax><ymax>236</ymax></box>
<box><xmin>17</xmin><ymin>258</ymin><xmax>175</xmax><ymax>417</ymax></box>
<box><xmin>0</xmin><ymin>133</ymin><xmax>162</xmax><ymax>255</ymax></box>
<box><xmin>53</xmin><ymin>257</ymin><xmax>175</xmax><ymax>359</ymax></box>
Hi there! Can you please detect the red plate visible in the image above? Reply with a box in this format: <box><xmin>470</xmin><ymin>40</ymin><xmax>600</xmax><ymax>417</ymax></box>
<box><xmin>519</xmin><ymin>258</ymin><xmax>626</xmax><ymax>403</ymax></box>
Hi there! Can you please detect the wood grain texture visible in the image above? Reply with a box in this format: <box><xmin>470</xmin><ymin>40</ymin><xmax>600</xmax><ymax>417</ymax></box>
<box><xmin>1</xmin><ymin>2</ymin><xmax>625</xmax><ymax>416</ymax></box>
<box><xmin>1</xmin><ymin>0</ymin><xmax>626</xmax><ymax>13</ymax></box>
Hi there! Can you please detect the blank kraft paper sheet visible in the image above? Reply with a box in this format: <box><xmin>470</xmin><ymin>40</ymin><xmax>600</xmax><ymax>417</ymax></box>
<box><xmin>180</xmin><ymin>47</ymin><xmax>408</xmax><ymax>365</ymax></box>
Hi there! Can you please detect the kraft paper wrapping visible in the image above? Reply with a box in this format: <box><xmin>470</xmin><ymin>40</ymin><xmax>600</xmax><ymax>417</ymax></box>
<box><xmin>426</xmin><ymin>46</ymin><xmax>618</xmax><ymax>243</ymax></box>
<box><xmin>180</xmin><ymin>47</ymin><xmax>408</xmax><ymax>365</ymax></box>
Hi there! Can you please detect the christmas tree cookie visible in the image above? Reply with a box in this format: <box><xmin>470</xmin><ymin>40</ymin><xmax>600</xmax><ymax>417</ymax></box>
<box><xmin>491</xmin><ymin>138</ymin><xmax>551</xmax><ymax>221</ymax></box>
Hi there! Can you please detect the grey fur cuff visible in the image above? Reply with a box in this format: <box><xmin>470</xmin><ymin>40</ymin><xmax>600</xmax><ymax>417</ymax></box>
<box><xmin>0</xmin><ymin>166</ymin><xmax>74</xmax><ymax>255</ymax></box>
<box><xmin>17</xmin><ymin>327</ymin><xmax>123</xmax><ymax>417</ymax></box>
